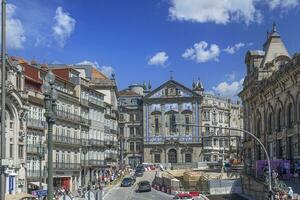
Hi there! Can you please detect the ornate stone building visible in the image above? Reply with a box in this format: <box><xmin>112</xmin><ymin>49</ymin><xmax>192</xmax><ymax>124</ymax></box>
<box><xmin>143</xmin><ymin>79</ymin><xmax>202</xmax><ymax>165</ymax></box>
<box><xmin>239</xmin><ymin>24</ymin><xmax>300</xmax><ymax>170</ymax></box>
<box><xmin>1</xmin><ymin>57</ymin><xmax>28</xmax><ymax>194</ymax></box>
<box><xmin>201</xmin><ymin>93</ymin><xmax>243</xmax><ymax>162</ymax></box>
<box><xmin>118</xmin><ymin>84</ymin><xmax>144</xmax><ymax>167</ymax></box>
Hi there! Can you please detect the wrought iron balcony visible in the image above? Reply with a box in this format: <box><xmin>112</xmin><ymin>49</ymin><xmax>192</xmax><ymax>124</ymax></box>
<box><xmin>81</xmin><ymin>138</ymin><xmax>91</xmax><ymax>146</ymax></box>
<box><xmin>55</xmin><ymin>109</ymin><xmax>91</xmax><ymax>126</ymax></box>
<box><xmin>27</xmin><ymin>118</ymin><xmax>46</xmax><ymax>129</ymax></box>
<box><xmin>27</xmin><ymin>169</ymin><xmax>46</xmax><ymax>178</ymax></box>
<box><xmin>88</xmin><ymin>159</ymin><xmax>105</xmax><ymax>166</ymax></box>
<box><xmin>53</xmin><ymin>135</ymin><xmax>81</xmax><ymax>146</ymax></box>
<box><xmin>105</xmin><ymin>153</ymin><xmax>118</xmax><ymax>161</ymax></box>
<box><xmin>26</xmin><ymin>144</ymin><xmax>40</xmax><ymax>154</ymax></box>
<box><xmin>53</xmin><ymin>162</ymin><xmax>81</xmax><ymax>170</ymax></box>
<box><xmin>89</xmin><ymin>98</ymin><xmax>105</xmax><ymax>108</ymax></box>
<box><xmin>89</xmin><ymin>139</ymin><xmax>105</xmax><ymax>147</ymax></box>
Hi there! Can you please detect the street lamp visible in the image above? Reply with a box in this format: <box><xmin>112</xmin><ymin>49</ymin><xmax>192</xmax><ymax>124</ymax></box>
<box><xmin>41</xmin><ymin>70</ymin><xmax>57</xmax><ymax>200</ymax></box>
<box><xmin>37</xmin><ymin>140</ymin><xmax>45</xmax><ymax>190</ymax></box>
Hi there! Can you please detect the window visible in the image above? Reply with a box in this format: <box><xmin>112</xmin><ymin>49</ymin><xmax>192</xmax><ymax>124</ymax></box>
<box><xmin>268</xmin><ymin>113</ymin><xmax>273</xmax><ymax>133</ymax></box>
<box><xmin>10</xmin><ymin>144</ymin><xmax>13</xmax><ymax>158</ymax></box>
<box><xmin>165</xmin><ymin>88</ymin><xmax>168</xmax><ymax>96</ymax></box>
<box><xmin>170</xmin><ymin>114</ymin><xmax>176</xmax><ymax>133</ymax></box>
<box><xmin>135</xmin><ymin>127</ymin><xmax>140</xmax><ymax>135</ymax></box>
<box><xmin>135</xmin><ymin>114</ymin><xmax>139</xmax><ymax>121</ymax></box>
<box><xmin>185</xmin><ymin>153</ymin><xmax>192</xmax><ymax>163</ymax></box>
<box><xmin>129</xmin><ymin>114</ymin><xmax>134</xmax><ymax>122</ymax></box>
<box><xmin>155</xmin><ymin>116</ymin><xmax>159</xmax><ymax>134</ymax></box>
<box><xmin>119</xmin><ymin>114</ymin><xmax>124</xmax><ymax>121</ymax></box>
<box><xmin>219</xmin><ymin>112</ymin><xmax>223</xmax><ymax>123</ymax></box>
<box><xmin>256</xmin><ymin>118</ymin><xmax>261</xmax><ymax>137</ymax></box>
<box><xmin>205</xmin><ymin>125</ymin><xmax>210</xmax><ymax>134</ymax></box>
<box><xmin>168</xmin><ymin>149</ymin><xmax>177</xmax><ymax>163</ymax></box>
<box><xmin>130</xmin><ymin>127</ymin><xmax>134</xmax><ymax>136</ymax></box>
<box><xmin>154</xmin><ymin>154</ymin><xmax>161</xmax><ymax>163</ymax></box>
<box><xmin>130</xmin><ymin>142</ymin><xmax>134</xmax><ymax>151</ymax></box>
<box><xmin>287</xmin><ymin>103</ymin><xmax>293</xmax><ymax>129</ymax></box>
<box><xmin>136</xmin><ymin>142</ymin><xmax>141</xmax><ymax>152</ymax></box>
<box><xmin>277</xmin><ymin>109</ymin><xmax>282</xmax><ymax>131</ymax></box>
<box><xmin>213</xmin><ymin>112</ymin><xmax>216</xmax><ymax>122</ymax></box>
<box><xmin>18</xmin><ymin>145</ymin><xmax>24</xmax><ymax>159</ymax></box>
<box><xmin>120</xmin><ymin>127</ymin><xmax>124</xmax><ymax>136</ymax></box>
<box><xmin>213</xmin><ymin>139</ymin><xmax>217</xmax><ymax>146</ymax></box>
<box><xmin>185</xmin><ymin>115</ymin><xmax>190</xmax><ymax>133</ymax></box>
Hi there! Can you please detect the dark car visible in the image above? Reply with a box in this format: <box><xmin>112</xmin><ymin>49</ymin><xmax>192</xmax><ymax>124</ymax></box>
<box><xmin>134</xmin><ymin>170</ymin><xmax>143</xmax><ymax>177</ymax></box>
<box><xmin>136</xmin><ymin>165</ymin><xmax>145</xmax><ymax>172</ymax></box>
<box><xmin>137</xmin><ymin>181</ymin><xmax>151</xmax><ymax>192</ymax></box>
<box><xmin>121</xmin><ymin>177</ymin><xmax>133</xmax><ymax>187</ymax></box>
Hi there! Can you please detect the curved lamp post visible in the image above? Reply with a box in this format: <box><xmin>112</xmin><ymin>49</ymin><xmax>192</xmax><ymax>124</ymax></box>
<box><xmin>176</xmin><ymin>123</ymin><xmax>274</xmax><ymax>200</ymax></box>
<box><xmin>41</xmin><ymin>71</ymin><xmax>57</xmax><ymax>200</ymax></box>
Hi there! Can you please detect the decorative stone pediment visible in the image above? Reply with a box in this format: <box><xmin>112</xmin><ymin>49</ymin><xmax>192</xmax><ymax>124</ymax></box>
<box><xmin>181</xmin><ymin>147</ymin><xmax>193</xmax><ymax>154</ymax></box>
<box><xmin>150</xmin><ymin>147</ymin><xmax>162</xmax><ymax>154</ymax></box>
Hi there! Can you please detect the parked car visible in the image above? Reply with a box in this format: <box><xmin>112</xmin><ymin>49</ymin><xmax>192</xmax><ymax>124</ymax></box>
<box><xmin>134</xmin><ymin>170</ymin><xmax>143</xmax><ymax>177</ymax></box>
<box><xmin>121</xmin><ymin>177</ymin><xmax>134</xmax><ymax>187</ymax></box>
<box><xmin>137</xmin><ymin>181</ymin><xmax>151</xmax><ymax>192</ymax></box>
<box><xmin>136</xmin><ymin>165</ymin><xmax>145</xmax><ymax>172</ymax></box>
<box><xmin>173</xmin><ymin>193</ymin><xmax>193</xmax><ymax>199</ymax></box>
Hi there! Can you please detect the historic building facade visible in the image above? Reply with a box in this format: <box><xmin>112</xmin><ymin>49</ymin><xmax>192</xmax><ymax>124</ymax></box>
<box><xmin>143</xmin><ymin>79</ymin><xmax>203</xmax><ymax>165</ymax></box>
<box><xmin>118</xmin><ymin>84</ymin><xmax>144</xmax><ymax>167</ymax></box>
<box><xmin>239</xmin><ymin>24</ymin><xmax>300</xmax><ymax>172</ymax></box>
<box><xmin>1</xmin><ymin>57</ymin><xmax>28</xmax><ymax>194</ymax></box>
<box><xmin>201</xmin><ymin>93</ymin><xmax>243</xmax><ymax>162</ymax></box>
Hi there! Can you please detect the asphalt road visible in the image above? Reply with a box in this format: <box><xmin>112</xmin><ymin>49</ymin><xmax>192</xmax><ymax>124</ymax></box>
<box><xmin>104</xmin><ymin>171</ymin><xmax>174</xmax><ymax>200</ymax></box>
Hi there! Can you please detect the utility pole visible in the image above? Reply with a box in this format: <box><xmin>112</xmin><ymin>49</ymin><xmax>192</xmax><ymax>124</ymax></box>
<box><xmin>0</xmin><ymin>0</ymin><xmax>7</xmax><ymax>199</ymax></box>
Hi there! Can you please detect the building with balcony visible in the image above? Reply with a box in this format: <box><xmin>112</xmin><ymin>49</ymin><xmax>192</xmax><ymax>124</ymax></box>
<box><xmin>118</xmin><ymin>84</ymin><xmax>144</xmax><ymax>167</ymax></box>
<box><xmin>239</xmin><ymin>24</ymin><xmax>300</xmax><ymax>170</ymax></box>
<box><xmin>72</xmin><ymin>64</ymin><xmax>119</xmax><ymax>168</ymax></box>
<box><xmin>201</xmin><ymin>92</ymin><xmax>243</xmax><ymax>162</ymax></box>
<box><xmin>143</xmin><ymin>79</ymin><xmax>202</xmax><ymax>165</ymax></box>
<box><xmin>0</xmin><ymin>57</ymin><xmax>28</xmax><ymax>194</ymax></box>
<box><xmin>22</xmin><ymin>61</ymin><xmax>47</xmax><ymax>191</ymax></box>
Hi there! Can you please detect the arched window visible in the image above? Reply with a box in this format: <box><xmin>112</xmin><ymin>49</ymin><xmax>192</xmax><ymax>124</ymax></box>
<box><xmin>277</xmin><ymin>108</ymin><xmax>282</xmax><ymax>131</ymax></box>
<box><xmin>268</xmin><ymin>113</ymin><xmax>273</xmax><ymax>133</ymax></box>
<box><xmin>168</xmin><ymin>149</ymin><xmax>177</xmax><ymax>163</ymax></box>
<box><xmin>185</xmin><ymin>153</ymin><xmax>192</xmax><ymax>163</ymax></box>
<box><xmin>169</xmin><ymin>114</ymin><xmax>176</xmax><ymax>133</ymax></box>
<box><xmin>256</xmin><ymin>117</ymin><xmax>261</xmax><ymax>137</ymax></box>
<box><xmin>287</xmin><ymin>103</ymin><xmax>293</xmax><ymax>128</ymax></box>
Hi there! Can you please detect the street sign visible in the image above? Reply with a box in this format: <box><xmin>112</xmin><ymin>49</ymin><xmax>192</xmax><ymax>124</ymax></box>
<box><xmin>32</xmin><ymin>189</ymin><xmax>47</xmax><ymax>197</ymax></box>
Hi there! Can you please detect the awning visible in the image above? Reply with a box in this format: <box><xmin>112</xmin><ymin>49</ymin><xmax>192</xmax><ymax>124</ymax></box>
<box><xmin>5</xmin><ymin>192</ymin><xmax>37</xmax><ymax>200</ymax></box>
<box><xmin>28</xmin><ymin>182</ymin><xmax>47</xmax><ymax>188</ymax></box>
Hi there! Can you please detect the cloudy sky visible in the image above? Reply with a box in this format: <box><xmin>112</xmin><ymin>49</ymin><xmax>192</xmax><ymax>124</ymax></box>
<box><xmin>7</xmin><ymin>0</ymin><xmax>300</xmax><ymax>98</ymax></box>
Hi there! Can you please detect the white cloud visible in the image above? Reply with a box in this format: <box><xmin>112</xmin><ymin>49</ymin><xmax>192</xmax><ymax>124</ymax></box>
<box><xmin>223</xmin><ymin>42</ymin><xmax>245</xmax><ymax>54</ymax></box>
<box><xmin>212</xmin><ymin>78</ymin><xmax>244</xmax><ymax>98</ymax></box>
<box><xmin>267</xmin><ymin>0</ymin><xmax>300</xmax><ymax>9</ymax></box>
<box><xmin>226</xmin><ymin>72</ymin><xmax>236</xmax><ymax>81</ymax></box>
<box><xmin>148</xmin><ymin>51</ymin><xmax>169</xmax><ymax>66</ymax></box>
<box><xmin>2</xmin><ymin>4</ymin><xmax>26</xmax><ymax>49</ymax></box>
<box><xmin>76</xmin><ymin>60</ymin><xmax>115</xmax><ymax>78</ymax></box>
<box><xmin>53</xmin><ymin>6</ymin><xmax>76</xmax><ymax>48</ymax></box>
<box><xmin>169</xmin><ymin>0</ymin><xmax>262</xmax><ymax>25</ymax></box>
<box><xmin>182</xmin><ymin>41</ymin><xmax>220</xmax><ymax>63</ymax></box>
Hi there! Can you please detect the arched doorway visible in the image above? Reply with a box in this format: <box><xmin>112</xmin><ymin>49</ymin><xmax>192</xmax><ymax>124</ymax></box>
<box><xmin>168</xmin><ymin>149</ymin><xmax>177</xmax><ymax>163</ymax></box>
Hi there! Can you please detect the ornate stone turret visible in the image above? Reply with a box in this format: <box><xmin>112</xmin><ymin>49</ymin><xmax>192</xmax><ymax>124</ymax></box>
<box><xmin>192</xmin><ymin>77</ymin><xmax>204</xmax><ymax>95</ymax></box>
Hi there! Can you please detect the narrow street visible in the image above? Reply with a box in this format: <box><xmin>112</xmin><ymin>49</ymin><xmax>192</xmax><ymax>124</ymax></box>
<box><xmin>104</xmin><ymin>171</ymin><xmax>173</xmax><ymax>200</ymax></box>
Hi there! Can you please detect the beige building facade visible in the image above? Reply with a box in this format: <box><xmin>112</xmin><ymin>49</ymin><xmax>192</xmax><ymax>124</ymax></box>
<box><xmin>239</xmin><ymin>24</ymin><xmax>300</xmax><ymax>171</ymax></box>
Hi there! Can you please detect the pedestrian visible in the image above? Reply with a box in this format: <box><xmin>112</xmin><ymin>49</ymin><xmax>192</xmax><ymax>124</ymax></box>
<box><xmin>287</xmin><ymin>187</ymin><xmax>293</xmax><ymax>200</ymax></box>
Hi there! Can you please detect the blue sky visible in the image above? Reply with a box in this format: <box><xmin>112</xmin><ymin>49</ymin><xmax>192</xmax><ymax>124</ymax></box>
<box><xmin>7</xmin><ymin>0</ymin><xmax>300</xmax><ymax>97</ymax></box>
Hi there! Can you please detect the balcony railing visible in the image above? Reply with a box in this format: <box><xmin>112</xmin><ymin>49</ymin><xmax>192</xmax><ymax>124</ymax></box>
<box><xmin>55</xmin><ymin>109</ymin><xmax>91</xmax><ymax>125</ymax></box>
<box><xmin>53</xmin><ymin>162</ymin><xmax>81</xmax><ymax>170</ymax></box>
<box><xmin>27</xmin><ymin>118</ymin><xmax>46</xmax><ymax>129</ymax></box>
<box><xmin>89</xmin><ymin>98</ymin><xmax>105</xmax><ymax>108</ymax></box>
<box><xmin>27</xmin><ymin>169</ymin><xmax>45</xmax><ymax>178</ymax></box>
<box><xmin>27</xmin><ymin>144</ymin><xmax>40</xmax><ymax>154</ymax></box>
<box><xmin>88</xmin><ymin>159</ymin><xmax>105</xmax><ymax>166</ymax></box>
<box><xmin>53</xmin><ymin>135</ymin><xmax>81</xmax><ymax>145</ymax></box>
<box><xmin>89</xmin><ymin>139</ymin><xmax>105</xmax><ymax>147</ymax></box>
<box><xmin>81</xmin><ymin>138</ymin><xmax>91</xmax><ymax>146</ymax></box>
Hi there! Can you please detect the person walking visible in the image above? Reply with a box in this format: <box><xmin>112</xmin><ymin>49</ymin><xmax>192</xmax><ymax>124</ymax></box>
<box><xmin>287</xmin><ymin>187</ymin><xmax>293</xmax><ymax>200</ymax></box>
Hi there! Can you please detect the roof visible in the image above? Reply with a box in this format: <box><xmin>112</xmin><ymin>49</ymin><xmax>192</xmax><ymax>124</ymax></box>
<box><xmin>118</xmin><ymin>90</ymin><xmax>141</xmax><ymax>96</ymax></box>
<box><xmin>144</xmin><ymin>79</ymin><xmax>201</xmax><ymax>99</ymax></box>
